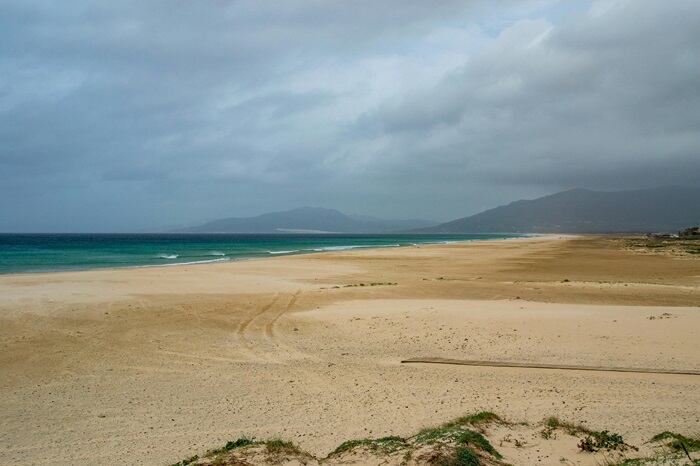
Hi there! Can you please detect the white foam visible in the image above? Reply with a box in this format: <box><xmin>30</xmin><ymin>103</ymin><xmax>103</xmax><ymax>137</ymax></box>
<box><xmin>157</xmin><ymin>254</ymin><xmax>178</xmax><ymax>259</ymax></box>
<box><xmin>309</xmin><ymin>244</ymin><xmax>401</xmax><ymax>252</ymax></box>
<box><xmin>208</xmin><ymin>251</ymin><xmax>226</xmax><ymax>256</ymax></box>
<box><xmin>146</xmin><ymin>257</ymin><xmax>231</xmax><ymax>267</ymax></box>
<box><xmin>268</xmin><ymin>250</ymin><xmax>300</xmax><ymax>254</ymax></box>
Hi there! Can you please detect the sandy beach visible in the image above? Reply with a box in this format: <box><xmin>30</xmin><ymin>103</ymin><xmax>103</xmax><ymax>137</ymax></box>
<box><xmin>1</xmin><ymin>235</ymin><xmax>699</xmax><ymax>465</ymax></box>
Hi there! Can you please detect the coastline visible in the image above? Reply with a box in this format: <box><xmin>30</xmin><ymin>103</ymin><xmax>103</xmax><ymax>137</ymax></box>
<box><xmin>1</xmin><ymin>234</ymin><xmax>698</xmax><ymax>465</ymax></box>
<box><xmin>0</xmin><ymin>233</ymin><xmax>531</xmax><ymax>277</ymax></box>
<box><xmin>0</xmin><ymin>232</ymin><xmax>540</xmax><ymax>278</ymax></box>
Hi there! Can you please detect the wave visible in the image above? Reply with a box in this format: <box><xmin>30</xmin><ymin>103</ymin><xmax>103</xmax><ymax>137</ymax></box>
<box><xmin>268</xmin><ymin>250</ymin><xmax>300</xmax><ymax>254</ymax></box>
<box><xmin>309</xmin><ymin>244</ymin><xmax>401</xmax><ymax>252</ymax></box>
<box><xmin>208</xmin><ymin>251</ymin><xmax>226</xmax><ymax>256</ymax></box>
<box><xmin>162</xmin><ymin>257</ymin><xmax>230</xmax><ymax>266</ymax></box>
<box><xmin>157</xmin><ymin>254</ymin><xmax>178</xmax><ymax>259</ymax></box>
<box><xmin>142</xmin><ymin>257</ymin><xmax>231</xmax><ymax>268</ymax></box>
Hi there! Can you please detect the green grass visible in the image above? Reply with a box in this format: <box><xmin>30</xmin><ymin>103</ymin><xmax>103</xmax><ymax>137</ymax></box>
<box><xmin>330</xmin><ymin>436</ymin><xmax>408</xmax><ymax>455</ymax></box>
<box><xmin>433</xmin><ymin>446</ymin><xmax>481</xmax><ymax>466</ymax></box>
<box><xmin>445</xmin><ymin>411</ymin><xmax>501</xmax><ymax>427</ymax></box>
<box><xmin>419</xmin><ymin>411</ymin><xmax>502</xmax><ymax>442</ymax></box>
<box><xmin>168</xmin><ymin>412</ymin><xmax>504</xmax><ymax>466</ymax></box>
<box><xmin>171</xmin><ymin>437</ymin><xmax>255</xmax><ymax>465</ymax></box>
<box><xmin>413</xmin><ymin>412</ymin><xmax>502</xmax><ymax>462</ymax></box>
<box><xmin>210</xmin><ymin>437</ymin><xmax>255</xmax><ymax>454</ymax></box>
<box><xmin>264</xmin><ymin>439</ymin><xmax>301</xmax><ymax>454</ymax></box>
<box><xmin>578</xmin><ymin>430</ymin><xmax>628</xmax><ymax>452</ymax></box>
<box><xmin>540</xmin><ymin>417</ymin><xmax>557</xmax><ymax>439</ymax></box>
<box><xmin>456</xmin><ymin>430</ymin><xmax>502</xmax><ymax>459</ymax></box>
<box><xmin>415</xmin><ymin>424</ymin><xmax>464</xmax><ymax>444</ymax></box>
<box><xmin>173</xmin><ymin>437</ymin><xmax>301</xmax><ymax>464</ymax></box>
<box><xmin>452</xmin><ymin>446</ymin><xmax>481</xmax><ymax>466</ymax></box>
<box><xmin>651</xmin><ymin>431</ymin><xmax>700</xmax><ymax>452</ymax></box>
<box><xmin>606</xmin><ymin>456</ymin><xmax>700</xmax><ymax>466</ymax></box>
<box><xmin>541</xmin><ymin>416</ymin><xmax>591</xmax><ymax>439</ymax></box>
<box><xmin>564</xmin><ymin>429</ymin><xmax>699</xmax><ymax>465</ymax></box>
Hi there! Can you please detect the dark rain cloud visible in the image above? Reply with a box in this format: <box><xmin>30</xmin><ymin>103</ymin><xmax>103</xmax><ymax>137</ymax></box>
<box><xmin>0</xmin><ymin>0</ymin><xmax>699</xmax><ymax>231</ymax></box>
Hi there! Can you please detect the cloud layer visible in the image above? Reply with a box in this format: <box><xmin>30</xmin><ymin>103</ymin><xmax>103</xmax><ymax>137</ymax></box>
<box><xmin>1</xmin><ymin>0</ymin><xmax>698</xmax><ymax>231</ymax></box>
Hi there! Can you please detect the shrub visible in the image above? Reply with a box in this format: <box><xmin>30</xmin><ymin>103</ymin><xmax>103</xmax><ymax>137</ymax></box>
<box><xmin>578</xmin><ymin>430</ymin><xmax>627</xmax><ymax>452</ymax></box>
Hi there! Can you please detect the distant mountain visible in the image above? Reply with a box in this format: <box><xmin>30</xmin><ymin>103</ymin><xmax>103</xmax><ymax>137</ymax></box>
<box><xmin>176</xmin><ymin>207</ymin><xmax>435</xmax><ymax>234</ymax></box>
<box><xmin>417</xmin><ymin>186</ymin><xmax>700</xmax><ymax>234</ymax></box>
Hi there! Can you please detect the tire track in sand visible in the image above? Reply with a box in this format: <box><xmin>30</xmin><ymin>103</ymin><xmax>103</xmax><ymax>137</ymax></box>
<box><xmin>265</xmin><ymin>289</ymin><xmax>301</xmax><ymax>339</ymax></box>
<box><xmin>237</xmin><ymin>292</ymin><xmax>280</xmax><ymax>350</ymax></box>
<box><xmin>265</xmin><ymin>290</ymin><xmax>324</xmax><ymax>372</ymax></box>
<box><xmin>237</xmin><ymin>290</ymin><xmax>313</xmax><ymax>362</ymax></box>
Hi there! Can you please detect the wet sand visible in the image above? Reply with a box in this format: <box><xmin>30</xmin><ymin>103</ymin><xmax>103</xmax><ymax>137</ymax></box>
<box><xmin>0</xmin><ymin>235</ymin><xmax>698</xmax><ymax>465</ymax></box>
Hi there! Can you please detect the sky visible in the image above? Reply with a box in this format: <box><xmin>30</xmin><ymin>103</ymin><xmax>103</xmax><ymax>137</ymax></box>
<box><xmin>1</xmin><ymin>0</ymin><xmax>699</xmax><ymax>232</ymax></box>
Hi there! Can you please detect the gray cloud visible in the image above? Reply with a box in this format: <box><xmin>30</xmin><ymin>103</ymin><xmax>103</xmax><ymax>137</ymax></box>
<box><xmin>0</xmin><ymin>0</ymin><xmax>698</xmax><ymax>231</ymax></box>
<box><xmin>354</xmin><ymin>1</ymin><xmax>700</xmax><ymax>191</ymax></box>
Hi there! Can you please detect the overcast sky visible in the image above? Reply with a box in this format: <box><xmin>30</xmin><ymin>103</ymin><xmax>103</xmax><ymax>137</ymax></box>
<box><xmin>1</xmin><ymin>0</ymin><xmax>699</xmax><ymax>232</ymax></box>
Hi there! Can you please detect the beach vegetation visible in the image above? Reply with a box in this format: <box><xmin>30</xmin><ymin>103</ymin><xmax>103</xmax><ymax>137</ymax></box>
<box><xmin>622</xmin><ymin>236</ymin><xmax>700</xmax><ymax>257</ymax></box>
<box><xmin>449</xmin><ymin>446</ymin><xmax>481</xmax><ymax>465</ymax></box>
<box><xmin>170</xmin><ymin>454</ymin><xmax>199</xmax><ymax>466</ymax></box>
<box><xmin>449</xmin><ymin>411</ymin><xmax>501</xmax><ymax>426</ymax></box>
<box><xmin>263</xmin><ymin>438</ymin><xmax>301</xmax><ymax>454</ymax></box>
<box><xmin>578</xmin><ymin>430</ymin><xmax>630</xmax><ymax>452</ymax></box>
<box><xmin>541</xmin><ymin>416</ymin><xmax>591</xmax><ymax>439</ymax></box>
<box><xmin>175</xmin><ymin>411</ymin><xmax>700</xmax><ymax>466</ymax></box>
<box><xmin>604</xmin><ymin>454</ymin><xmax>700</xmax><ymax>466</ymax></box>
<box><xmin>540</xmin><ymin>416</ymin><xmax>591</xmax><ymax>439</ymax></box>
<box><xmin>415</xmin><ymin>424</ymin><xmax>467</xmax><ymax>444</ymax></box>
<box><xmin>330</xmin><ymin>435</ymin><xmax>407</xmax><ymax>455</ymax></box>
<box><xmin>575</xmin><ymin>431</ymin><xmax>700</xmax><ymax>465</ymax></box>
<box><xmin>456</xmin><ymin>430</ymin><xmax>501</xmax><ymax>458</ymax></box>
<box><xmin>211</xmin><ymin>437</ymin><xmax>254</xmax><ymax>454</ymax></box>
<box><xmin>650</xmin><ymin>431</ymin><xmax>700</xmax><ymax>452</ymax></box>
<box><xmin>414</xmin><ymin>412</ymin><xmax>502</xmax><ymax>460</ymax></box>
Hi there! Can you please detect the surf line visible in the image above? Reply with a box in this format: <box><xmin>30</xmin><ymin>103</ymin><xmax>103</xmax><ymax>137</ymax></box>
<box><xmin>400</xmin><ymin>358</ymin><xmax>700</xmax><ymax>376</ymax></box>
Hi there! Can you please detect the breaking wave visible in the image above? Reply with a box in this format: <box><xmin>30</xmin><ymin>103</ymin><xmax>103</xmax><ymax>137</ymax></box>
<box><xmin>157</xmin><ymin>257</ymin><xmax>230</xmax><ymax>266</ymax></box>
<box><xmin>309</xmin><ymin>244</ymin><xmax>400</xmax><ymax>252</ymax></box>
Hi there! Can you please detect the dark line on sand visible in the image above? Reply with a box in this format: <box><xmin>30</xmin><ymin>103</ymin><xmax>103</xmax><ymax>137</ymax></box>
<box><xmin>400</xmin><ymin>358</ymin><xmax>700</xmax><ymax>376</ymax></box>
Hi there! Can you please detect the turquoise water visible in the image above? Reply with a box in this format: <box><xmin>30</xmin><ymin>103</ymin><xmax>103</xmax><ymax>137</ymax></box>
<box><xmin>0</xmin><ymin>233</ymin><xmax>523</xmax><ymax>274</ymax></box>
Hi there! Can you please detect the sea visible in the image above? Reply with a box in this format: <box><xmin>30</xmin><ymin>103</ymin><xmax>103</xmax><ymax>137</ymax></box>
<box><xmin>0</xmin><ymin>233</ymin><xmax>523</xmax><ymax>275</ymax></box>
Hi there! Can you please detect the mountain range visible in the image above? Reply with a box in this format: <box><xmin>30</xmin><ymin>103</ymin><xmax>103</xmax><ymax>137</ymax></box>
<box><xmin>177</xmin><ymin>186</ymin><xmax>700</xmax><ymax>234</ymax></box>
<box><xmin>175</xmin><ymin>207</ymin><xmax>434</xmax><ymax>234</ymax></box>
<box><xmin>417</xmin><ymin>186</ymin><xmax>700</xmax><ymax>234</ymax></box>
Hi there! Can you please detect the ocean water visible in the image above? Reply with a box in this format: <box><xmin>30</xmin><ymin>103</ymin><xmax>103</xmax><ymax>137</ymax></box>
<box><xmin>0</xmin><ymin>233</ymin><xmax>523</xmax><ymax>275</ymax></box>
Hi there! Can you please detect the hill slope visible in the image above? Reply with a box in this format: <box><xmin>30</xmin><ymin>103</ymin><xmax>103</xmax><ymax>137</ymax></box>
<box><xmin>177</xmin><ymin>207</ymin><xmax>434</xmax><ymax>233</ymax></box>
<box><xmin>418</xmin><ymin>186</ymin><xmax>700</xmax><ymax>234</ymax></box>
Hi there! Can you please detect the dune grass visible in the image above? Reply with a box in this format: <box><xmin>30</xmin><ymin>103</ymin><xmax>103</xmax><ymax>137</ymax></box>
<box><xmin>171</xmin><ymin>411</ymin><xmax>505</xmax><ymax>465</ymax></box>
<box><xmin>171</xmin><ymin>412</ymin><xmax>698</xmax><ymax>466</ymax></box>
<box><xmin>651</xmin><ymin>431</ymin><xmax>700</xmax><ymax>452</ymax></box>
<box><xmin>540</xmin><ymin>416</ymin><xmax>591</xmax><ymax>439</ymax></box>
<box><xmin>330</xmin><ymin>435</ymin><xmax>408</xmax><ymax>455</ymax></box>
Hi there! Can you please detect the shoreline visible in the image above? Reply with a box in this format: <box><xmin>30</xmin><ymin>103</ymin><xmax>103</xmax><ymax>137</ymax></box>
<box><xmin>0</xmin><ymin>232</ymin><xmax>543</xmax><ymax>278</ymax></box>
